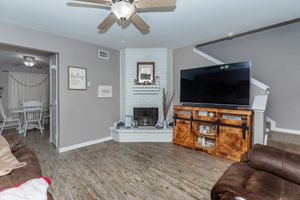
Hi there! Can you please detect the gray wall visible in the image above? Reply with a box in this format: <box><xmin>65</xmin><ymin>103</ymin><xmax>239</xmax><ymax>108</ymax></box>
<box><xmin>172</xmin><ymin>46</ymin><xmax>214</xmax><ymax>104</ymax></box>
<box><xmin>173</xmin><ymin>22</ymin><xmax>300</xmax><ymax>130</ymax></box>
<box><xmin>0</xmin><ymin>63</ymin><xmax>49</xmax><ymax>113</ymax></box>
<box><xmin>0</xmin><ymin>20</ymin><xmax>120</xmax><ymax>148</ymax></box>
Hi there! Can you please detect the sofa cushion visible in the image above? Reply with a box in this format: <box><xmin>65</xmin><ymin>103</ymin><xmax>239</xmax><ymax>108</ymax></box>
<box><xmin>246</xmin><ymin>171</ymin><xmax>300</xmax><ymax>200</ymax></box>
<box><xmin>247</xmin><ymin>144</ymin><xmax>300</xmax><ymax>185</ymax></box>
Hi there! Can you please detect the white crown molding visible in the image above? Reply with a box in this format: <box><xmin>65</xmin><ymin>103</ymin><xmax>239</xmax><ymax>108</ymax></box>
<box><xmin>58</xmin><ymin>136</ymin><xmax>112</xmax><ymax>153</ymax></box>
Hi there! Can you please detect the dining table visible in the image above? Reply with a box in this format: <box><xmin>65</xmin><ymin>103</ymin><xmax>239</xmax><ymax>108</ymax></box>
<box><xmin>9</xmin><ymin>107</ymin><xmax>49</xmax><ymax>134</ymax></box>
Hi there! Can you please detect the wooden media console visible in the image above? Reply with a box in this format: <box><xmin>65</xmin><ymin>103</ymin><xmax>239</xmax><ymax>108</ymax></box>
<box><xmin>173</xmin><ymin>105</ymin><xmax>253</xmax><ymax>161</ymax></box>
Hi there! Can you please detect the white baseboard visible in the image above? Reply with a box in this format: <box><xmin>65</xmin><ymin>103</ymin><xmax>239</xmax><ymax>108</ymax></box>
<box><xmin>266</xmin><ymin>117</ymin><xmax>300</xmax><ymax>135</ymax></box>
<box><xmin>270</xmin><ymin>127</ymin><xmax>300</xmax><ymax>135</ymax></box>
<box><xmin>58</xmin><ymin>136</ymin><xmax>112</xmax><ymax>153</ymax></box>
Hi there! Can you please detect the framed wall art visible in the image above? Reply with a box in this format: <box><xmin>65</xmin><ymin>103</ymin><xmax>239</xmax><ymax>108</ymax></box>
<box><xmin>68</xmin><ymin>66</ymin><xmax>87</xmax><ymax>90</ymax></box>
<box><xmin>98</xmin><ymin>85</ymin><xmax>113</xmax><ymax>98</ymax></box>
<box><xmin>136</xmin><ymin>62</ymin><xmax>155</xmax><ymax>85</ymax></box>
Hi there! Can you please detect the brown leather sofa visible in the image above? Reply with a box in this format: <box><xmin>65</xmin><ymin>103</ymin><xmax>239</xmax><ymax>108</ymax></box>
<box><xmin>0</xmin><ymin>134</ymin><xmax>53</xmax><ymax>200</ymax></box>
<box><xmin>211</xmin><ymin>144</ymin><xmax>300</xmax><ymax>200</ymax></box>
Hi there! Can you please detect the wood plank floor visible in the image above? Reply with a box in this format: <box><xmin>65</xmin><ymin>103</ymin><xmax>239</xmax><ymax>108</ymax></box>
<box><xmin>14</xmin><ymin>128</ymin><xmax>232</xmax><ymax>200</ymax></box>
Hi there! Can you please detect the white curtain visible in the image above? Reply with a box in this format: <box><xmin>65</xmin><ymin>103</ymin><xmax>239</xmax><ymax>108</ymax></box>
<box><xmin>8</xmin><ymin>72</ymin><xmax>49</xmax><ymax>109</ymax></box>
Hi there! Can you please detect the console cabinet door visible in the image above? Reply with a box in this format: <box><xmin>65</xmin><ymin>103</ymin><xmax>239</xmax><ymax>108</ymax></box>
<box><xmin>173</xmin><ymin>120</ymin><xmax>194</xmax><ymax>148</ymax></box>
<box><xmin>217</xmin><ymin>126</ymin><xmax>244</xmax><ymax>161</ymax></box>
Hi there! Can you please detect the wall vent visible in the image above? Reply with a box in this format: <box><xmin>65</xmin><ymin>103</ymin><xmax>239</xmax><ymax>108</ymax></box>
<box><xmin>98</xmin><ymin>50</ymin><xmax>109</xmax><ymax>60</ymax></box>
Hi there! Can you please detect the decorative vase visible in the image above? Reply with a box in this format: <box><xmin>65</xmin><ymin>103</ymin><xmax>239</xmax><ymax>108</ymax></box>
<box><xmin>163</xmin><ymin>120</ymin><xmax>167</xmax><ymax>130</ymax></box>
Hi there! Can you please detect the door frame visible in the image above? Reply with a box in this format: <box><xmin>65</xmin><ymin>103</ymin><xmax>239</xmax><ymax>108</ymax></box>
<box><xmin>49</xmin><ymin>54</ymin><xmax>59</xmax><ymax>149</ymax></box>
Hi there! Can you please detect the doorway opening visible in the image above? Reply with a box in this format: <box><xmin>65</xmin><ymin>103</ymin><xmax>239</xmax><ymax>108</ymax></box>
<box><xmin>0</xmin><ymin>43</ymin><xmax>59</xmax><ymax>149</ymax></box>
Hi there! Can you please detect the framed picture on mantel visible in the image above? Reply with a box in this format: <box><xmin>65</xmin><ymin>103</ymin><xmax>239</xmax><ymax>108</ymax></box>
<box><xmin>68</xmin><ymin>66</ymin><xmax>87</xmax><ymax>90</ymax></box>
<box><xmin>137</xmin><ymin>62</ymin><xmax>155</xmax><ymax>85</ymax></box>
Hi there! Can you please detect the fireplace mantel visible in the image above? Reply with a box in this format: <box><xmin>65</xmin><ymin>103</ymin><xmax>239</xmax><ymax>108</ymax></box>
<box><xmin>110</xmin><ymin>127</ymin><xmax>173</xmax><ymax>142</ymax></box>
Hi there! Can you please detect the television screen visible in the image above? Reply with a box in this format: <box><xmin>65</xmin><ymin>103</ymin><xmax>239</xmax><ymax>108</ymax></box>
<box><xmin>180</xmin><ymin>61</ymin><xmax>250</xmax><ymax>106</ymax></box>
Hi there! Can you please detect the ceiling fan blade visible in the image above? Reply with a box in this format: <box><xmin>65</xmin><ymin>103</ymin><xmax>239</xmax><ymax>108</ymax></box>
<box><xmin>131</xmin><ymin>13</ymin><xmax>150</xmax><ymax>34</ymax></box>
<box><xmin>98</xmin><ymin>13</ymin><xmax>116</xmax><ymax>32</ymax></box>
<box><xmin>72</xmin><ymin>0</ymin><xmax>111</xmax><ymax>6</ymax></box>
<box><xmin>135</xmin><ymin>0</ymin><xmax>176</xmax><ymax>9</ymax></box>
<box><xmin>67</xmin><ymin>2</ymin><xmax>110</xmax><ymax>9</ymax></box>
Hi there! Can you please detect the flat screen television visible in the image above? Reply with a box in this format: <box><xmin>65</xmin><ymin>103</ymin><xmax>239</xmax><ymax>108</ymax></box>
<box><xmin>180</xmin><ymin>61</ymin><xmax>251</xmax><ymax>107</ymax></box>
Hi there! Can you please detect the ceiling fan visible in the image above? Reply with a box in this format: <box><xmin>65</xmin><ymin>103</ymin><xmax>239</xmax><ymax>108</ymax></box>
<box><xmin>69</xmin><ymin>0</ymin><xmax>177</xmax><ymax>34</ymax></box>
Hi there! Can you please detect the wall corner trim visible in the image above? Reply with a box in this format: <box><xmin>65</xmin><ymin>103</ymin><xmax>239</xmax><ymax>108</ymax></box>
<box><xmin>266</xmin><ymin>117</ymin><xmax>300</xmax><ymax>135</ymax></box>
<box><xmin>58</xmin><ymin>136</ymin><xmax>112</xmax><ymax>153</ymax></box>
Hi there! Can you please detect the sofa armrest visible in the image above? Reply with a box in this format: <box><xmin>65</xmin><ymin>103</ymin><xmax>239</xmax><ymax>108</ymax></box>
<box><xmin>211</xmin><ymin>162</ymin><xmax>255</xmax><ymax>200</ymax></box>
<box><xmin>3</xmin><ymin>134</ymin><xmax>23</xmax><ymax>152</ymax></box>
<box><xmin>247</xmin><ymin>144</ymin><xmax>300</xmax><ymax>185</ymax></box>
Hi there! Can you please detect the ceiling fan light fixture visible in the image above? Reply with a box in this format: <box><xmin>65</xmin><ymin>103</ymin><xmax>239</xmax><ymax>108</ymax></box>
<box><xmin>23</xmin><ymin>56</ymin><xmax>35</xmax><ymax>67</ymax></box>
<box><xmin>111</xmin><ymin>0</ymin><xmax>135</xmax><ymax>21</ymax></box>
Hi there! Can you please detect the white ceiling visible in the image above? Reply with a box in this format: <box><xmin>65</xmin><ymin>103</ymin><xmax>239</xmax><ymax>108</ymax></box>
<box><xmin>0</xmin><ymin>44</ymin><xmax>50</xmax><ymax>69</ymax></box>
<box><xmin>0</xmin><ymin>0</ymin><xmax>300</xmax><ymax>50</ymax></box>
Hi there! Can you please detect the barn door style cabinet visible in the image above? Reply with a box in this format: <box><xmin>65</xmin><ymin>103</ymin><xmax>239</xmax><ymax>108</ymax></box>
<box><xmin>173</xmin><ymin>105</ymin><xmax>253</xmax><ymax>161</ymax></box>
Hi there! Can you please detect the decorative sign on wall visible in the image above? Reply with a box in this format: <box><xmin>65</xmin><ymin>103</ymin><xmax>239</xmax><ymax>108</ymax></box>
<box><xmin>68</xmin><ymin>66</ymin><xmax>87</xmax><ymax>90</ymax></box>
<box><xmin>98</xmin><ymin>85</ymin><xmax>113</xmax><ymax>98</ymax></box>
<box><xmin>137</xmin><ymin>62</ymin><xmax>155</xmax><ymax>85</ymax></box>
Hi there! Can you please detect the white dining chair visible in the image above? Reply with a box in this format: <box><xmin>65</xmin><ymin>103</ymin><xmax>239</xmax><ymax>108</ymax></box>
<box><xmin>23</xmin><ymin>101</ymin><xmax>43</xmax><ymax>137</ymax></box>
<box><xmin>0</xmin><ymin>98</ymin><xmax>21</xmax><ymax>135</ymax></box>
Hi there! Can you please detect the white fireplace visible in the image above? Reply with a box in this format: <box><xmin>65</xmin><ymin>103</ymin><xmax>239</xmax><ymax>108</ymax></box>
<box><xmin>112</xmin><ymin>48</ymin><xmax>173</xmax><ymax>142</ymax></box>
<box><xmin>120</xmin><ymin>48</ymin><xmax>173</xmax><ymax>122</ymax></box>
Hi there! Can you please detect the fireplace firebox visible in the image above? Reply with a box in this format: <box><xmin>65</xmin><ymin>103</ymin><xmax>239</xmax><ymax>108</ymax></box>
<box><xmin>134</xmin><ymin>107</ymin><xmax>158</xmax><ymax>126</ymax></box>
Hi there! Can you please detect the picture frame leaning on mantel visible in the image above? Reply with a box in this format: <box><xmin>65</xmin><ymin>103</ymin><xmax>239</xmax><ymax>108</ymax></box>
<box><xmin>136</xmin><ymin>62</ymin><xmax>155</xmax><ymax>85</ymax></box>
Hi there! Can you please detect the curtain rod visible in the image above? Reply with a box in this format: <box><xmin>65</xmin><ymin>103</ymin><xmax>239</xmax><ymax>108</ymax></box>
<box><xmin>195</xmin><ymin>17</ymin><xmax>300</xmax><ymax>49</ymax></box>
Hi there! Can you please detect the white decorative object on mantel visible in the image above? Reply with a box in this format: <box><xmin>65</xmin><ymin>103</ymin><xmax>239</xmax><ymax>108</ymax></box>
<box><xmin>132</xmin><ymin>84</ymin><xmax>160</xmax><ymax>95</ymax></box>
<box><xmin>98</xmin><ymin>85</ymin><xmax>112</xmax><ymax>98</ymax></box>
